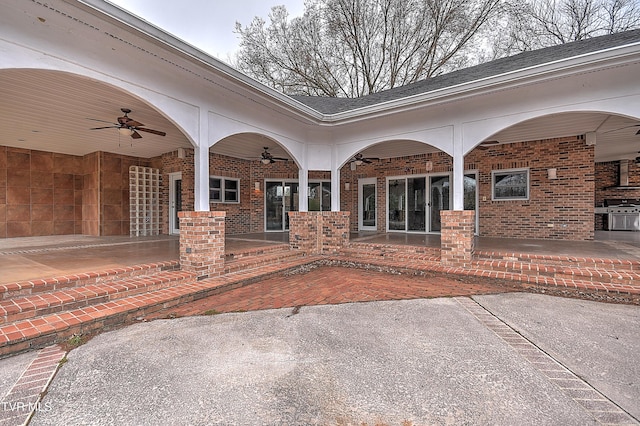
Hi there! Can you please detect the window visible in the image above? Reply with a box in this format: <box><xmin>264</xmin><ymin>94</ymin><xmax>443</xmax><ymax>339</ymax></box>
<box><xmin>209</xmin><ymin>176</ymin><xmax>239</xmax><ymax>203</ymax></box>
<box><xmin>492</xmin><ymin>169</ymin><xmax>529</xmax><ymax>200</ymax></box>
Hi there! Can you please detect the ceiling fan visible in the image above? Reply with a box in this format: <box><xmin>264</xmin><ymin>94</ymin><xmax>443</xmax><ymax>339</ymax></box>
<box><xmin>350</xmin><ymin>153</ymin><xmax>379</xmax><ymax>165</ymax></box>
<box><xmin>88</xmin><ymin>108</ymin><xmax>166</xmax><ymax>139</ymax></box>
<box><xmin>260</xmin><ymin>147</ymin><xmax>288</xmax><ymax>164</ymax></box>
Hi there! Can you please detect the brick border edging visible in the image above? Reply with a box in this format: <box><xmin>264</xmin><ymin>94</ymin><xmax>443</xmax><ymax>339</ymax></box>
<box><xmin>0</xmin><ymin>345</ymin><xmax>66</xmax><ymax>425</ymax></box>
<box><xmin>456</xmin><ymin>297</ymin><xmax>637</xmax><ymax>424</ymax></box>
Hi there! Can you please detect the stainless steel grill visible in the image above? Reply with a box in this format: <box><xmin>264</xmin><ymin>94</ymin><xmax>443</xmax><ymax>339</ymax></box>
<box><xmin>604</xmin><ymin>199</ymin><xmax>640</xmax><ymax>231</ymax></box>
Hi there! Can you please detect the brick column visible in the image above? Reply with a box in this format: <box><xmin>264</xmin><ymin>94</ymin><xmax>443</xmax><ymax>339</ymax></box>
<box><xmin>289</xmin><ymin>211</ymin><xmax>320</xmax><ymax>254</ymax></box>
<box><xmin>179</xmin><ymin>211</ymin><xmax>225</xmax><ymax>280</ymax></box>
<box><xmin>289</xmin><ymin>211</ymin><xmax>350</xmax><ymax>255</ymax></box>
<box><xmin>320</xmin><ymin>211</ymin><xmax>350</xmax><ymax>254</ymax></box>
<box><xmin>440</xmin><ymin>210</ymin><xmax>475</xmax><ymax>268</ymax></box>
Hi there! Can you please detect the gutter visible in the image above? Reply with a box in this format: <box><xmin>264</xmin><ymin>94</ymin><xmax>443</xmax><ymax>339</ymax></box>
<box><xmin>70</xmin><ymin>1</ymin><xmax>640</xmax><ymax>126</ymax></box>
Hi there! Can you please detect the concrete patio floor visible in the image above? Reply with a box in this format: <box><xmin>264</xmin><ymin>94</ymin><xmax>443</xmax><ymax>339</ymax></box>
<box><xmin>1</xmin><ymin>231</ymin><xmax>639</xmax><ymax>285</ymax></box>
<box><xmin>16</xmin><ymin>293</ymin><xmax>640</xmax><ymax>425</ymax></box>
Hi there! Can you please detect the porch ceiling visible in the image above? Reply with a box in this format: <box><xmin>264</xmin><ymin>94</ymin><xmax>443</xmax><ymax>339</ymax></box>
<box><xmin>0</xmin><ymin>70</ymin><xmax>638</xmax><ymax>163</ymax></box>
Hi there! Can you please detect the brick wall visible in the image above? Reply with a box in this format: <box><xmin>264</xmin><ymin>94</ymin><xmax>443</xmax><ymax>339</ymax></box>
<box><xmin>341</xmin><ymin>136</ymin><xmax>595</xmax><ymax>240</ymax></box>
<box><xmin>289</xmin><ymin>211</ymin><xmax>349</xmax><ymax>254</ymax></box>
<box><xmin>158</xmin><ymin>149</ymin><xmax>330</xmax><ymax>235</ymax></box>
<box><xmin>179</xmin><ymin>211</ymin><xmax>226</xmax><ymax>279</ymax></box>
<box><xmin>440</xmin><ymin>210</ymin><xmax>475</xmax><ymax>267</ymax></box>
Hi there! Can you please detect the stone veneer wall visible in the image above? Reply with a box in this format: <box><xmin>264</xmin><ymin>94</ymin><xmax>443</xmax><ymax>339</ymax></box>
<box><xmin>0</xmin><ymin>146</ymin><xmax>83</xmax><ymax>238</ymax></box>
<box><xmin>0</xmin><ymin>146</ymin><xmax>151</xmax><ymax>238</ymax></box>
<box><xmin>341</xmin><ymin>136</ymin><xmax>595</xmax><ymax>240</ymax></box>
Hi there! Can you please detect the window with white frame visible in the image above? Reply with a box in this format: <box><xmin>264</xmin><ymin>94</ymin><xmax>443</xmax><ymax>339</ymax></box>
<box><xmin>209</xmin><ymin>176</ymin><xmax>239</xmax><ymax>203</ymax></box>
<box><xmin>492</xmin><ymin>169</ymin><xmax>529</xmax><ymax>200</ymax></box>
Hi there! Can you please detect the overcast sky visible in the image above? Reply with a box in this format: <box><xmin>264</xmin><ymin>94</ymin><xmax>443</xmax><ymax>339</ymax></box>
<box><xmin>107</xmin><ymin>0</ymin><xmax>305</xmax><ymax>62</ymax></box>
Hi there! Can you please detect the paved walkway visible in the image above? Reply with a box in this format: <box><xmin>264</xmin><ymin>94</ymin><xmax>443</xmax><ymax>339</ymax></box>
<box><xmin>147</xmin><ymin>266</ymin><xmax>525</xmax><ymax>318</ymax></box>
<box><xmin>19</xmin><ymin>293</ymin><xmax>639</xmax><ymax>426</ymax></box>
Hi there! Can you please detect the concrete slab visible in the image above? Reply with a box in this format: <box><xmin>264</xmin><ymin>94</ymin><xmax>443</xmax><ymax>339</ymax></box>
<box><xmin>0</xmin><ymin>351</ymin><xmax>37</xmax><ymax>398</ymax></box>
<box><xmin>29</xmin><ymin>297</ymin><xmax>601</xmax><ymax>425</ymax></box>
<box><xmin>474</xmin><ymin>293</ymin><xmax>640</xmax><ymax>421</ymax></box>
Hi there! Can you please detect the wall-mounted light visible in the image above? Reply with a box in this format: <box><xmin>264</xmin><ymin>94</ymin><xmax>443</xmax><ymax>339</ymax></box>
<box><xmin>425</xmin><ymin>161</ymin><xmax>433</xmax><ymax>172</ymax></box>
<box><xmin>254</xmin><ymin>181</ymin><xmax>260</xmax><ymax>190</ymax></box>
<box><xmin>345</xmin><ymin>182</ymin><xmax>350</xmax><ymax>191</ymax></box>
<box><xmin>547</xmin><ymin>168</ymin><xmax>557</xmax><ymax>179</ymax></box>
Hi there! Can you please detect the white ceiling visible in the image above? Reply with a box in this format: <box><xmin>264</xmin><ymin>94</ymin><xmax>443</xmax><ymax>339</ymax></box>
<box><xmin>1</xmin><ymin>69</ymin><xmax>638</xmax><ymax>163</ymax></box>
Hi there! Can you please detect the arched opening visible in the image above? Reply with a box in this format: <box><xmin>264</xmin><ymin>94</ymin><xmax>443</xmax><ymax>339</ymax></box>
<box><xmin>0</xmin><ymin>69</ymin><xmax>194</xmax><ymax>239</ymax></box>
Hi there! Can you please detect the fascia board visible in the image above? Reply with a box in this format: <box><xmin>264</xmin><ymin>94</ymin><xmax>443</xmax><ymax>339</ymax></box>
<box><xmin>69</xmin><ymin>1</ymin><xmax>640</xmax><ymax>126</ymax></box>
<box><xmin>323</xmin><ymin>43</ymin><xmax>640</xmax><ymax>125</ymax></box>
<box><xmin>73</xmin><ymin>0</ymin><xmax>324</xmax><ymax>122</ymax></box>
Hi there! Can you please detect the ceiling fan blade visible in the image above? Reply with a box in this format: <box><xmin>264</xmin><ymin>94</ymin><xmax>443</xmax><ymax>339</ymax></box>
<box><xmin>136</xmin><ymin>127</ymin><xmax>166</xmax><ymax>137</ymax></box>
<box><xmin>363</xmin><ymin>159</ymin><xmax>372</xmax><ymax>164</ymax></box>
<box><xmin>131</xmin><ymin>131</ymin><xmax>143</xmax><ymax>139</ymax></box>
<box><xmin>272</xmin><ymin>157</ymin><xmax>288</xmax><ymax>161</ymax></box>
<box><xmin>87</xmin><ymin>118</ymin><xmax>118</xmax><ymax>125</ymax></box>
<box><xmin>89</xmin><ymin>126</ymin><xmax>118</xmax><ymax>130</ymax></box>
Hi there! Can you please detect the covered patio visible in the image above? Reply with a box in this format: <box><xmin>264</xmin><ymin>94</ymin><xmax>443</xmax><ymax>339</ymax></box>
<box><xmin>1</xmin><ymin>231</ymin><xmax>638</xmax><ymax>285</ymax></box>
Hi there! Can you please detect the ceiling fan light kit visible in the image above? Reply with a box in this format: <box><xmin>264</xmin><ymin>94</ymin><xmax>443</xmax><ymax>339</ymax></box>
<box><xmin>260</xmin><ymin>147</ymin><xmax>287</xmax><ymax>164</ymax></box>
<box><xmin>88</xmin><ymin>108</ymin><xmax>166</xmax><ymax>139</ymax></box>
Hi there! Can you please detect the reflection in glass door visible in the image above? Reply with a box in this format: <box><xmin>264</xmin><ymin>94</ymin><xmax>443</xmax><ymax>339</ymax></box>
<box><xmin>429</xmin><ymin>175</ymin><xmax>450</xmax><ymax>232</ymax></box>
<box><xmin>265</xmin><ymin>181</ymin><xmax>299</xmax><ymax>231</ymax></box>
<box><xmin>388</xmin><ymin>179</ymin><xmax>406</xmax><ymax>231</ymax></box>
<box><xmin>408</xmin><ymin>177</ymin><xmax>426</xmax><ymax>231</ymax></box>
<box><xmin>358</xmin><ymin>178</ymin><xmax>377</xmax><ymax>230</ymax></box>
<box><xmin>283</xmin><ymin>182</ymin><xmax>299</xmax><ymax>230</ymax></box>
<box><xmin>265</xmin><ymin>182</ymin><xmax>283</xmax><ymax>231</ymax></box>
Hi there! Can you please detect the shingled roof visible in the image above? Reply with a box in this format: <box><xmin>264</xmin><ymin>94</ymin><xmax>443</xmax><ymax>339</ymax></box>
<box><xmin>290</xmin><ymin>29</ymin><xmax>640</xmax><ymax>114</ymax></box>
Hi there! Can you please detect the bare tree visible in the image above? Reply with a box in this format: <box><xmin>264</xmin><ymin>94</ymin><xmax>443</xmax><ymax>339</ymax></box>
<box><xmin>494</xmin><ymin>0</ymin><xmax>640</xmax><ymax>55</ymax></box>
<box><xmin>234</xmin><ymin>0</ymin><xmax>502</xmax><ymax>97</ymax></box>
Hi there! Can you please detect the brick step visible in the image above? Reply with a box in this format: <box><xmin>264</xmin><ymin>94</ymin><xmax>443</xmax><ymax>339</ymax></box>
<box><xmin>473</xmin><ymin>259</ymin><xmax>640</xmax><ymax>285</ymax></box>
<box><xmin>329</xmin><ymin>255</ymin><xmax>640</xmax><ymax>297</ymax></box>
<box><xmin>224</xmin><ymin>248</ymin><xmax>304</xmax><ymax>274</ymax></box>
<box><xmin>224</xmin><ymin>242</ymin><xmax>291</xmax><ymax>261</ymax></box>
<box><xmin>474</xmin><ymin>250</ymin><xmax>640</xmax><ymax>273</ymax></box>
<box><xmin>0</xmin><ymin>255</ymin><xmax>320</xmax><ymax>358</ymax></box>
<box><xmin>0</xmin><ymin>270</ymin><xmax>195</xmax><ymax>325</ymax></box>
<box><xmin>342</xmin><ymin>243</ymin><xmax>441</xmax><ymax>262</ymax></box>
<box><xmin>0</xmin><ymin>260</ymin><xmax>180</xmax><ymax>300</ymax></box>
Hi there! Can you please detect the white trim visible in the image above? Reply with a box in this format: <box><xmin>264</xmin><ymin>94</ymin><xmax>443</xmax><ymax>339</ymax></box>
<box><xmin>168</xmin><ymin>172</ymin><xmax>182</xmax><ymax>235</ymax></box>
<box><xmin>358</xmin><ymin>178</ymin><xmax>377</xmax><ymax>231</ymax></box>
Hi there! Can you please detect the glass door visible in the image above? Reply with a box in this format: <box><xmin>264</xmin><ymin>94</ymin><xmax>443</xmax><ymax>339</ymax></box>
<box><xmin>388</xmin><ymin>179</ymin><xmax>406</xmax><ymax>231</ymax></box>
<box><xmin>283</xmin><ymin>182</ymin><xmax>299</xmax><ymax>230</ymax></box>
<box><xmin>408</xmin><ymin>177</ymin><xmax>426</xmax><ymax>231</ymax></box>
<box><xmin>265</xmin><ymin>181</ymin><xmax>284</xmax><ymax>231</ymax></box>
<box><xmin>265</xmin><ymin>181</ymin><xmax>299</xmax><ymax>231</ymax></box>
<box><xmin>169</xmin><ymin>172</ymin><xmax>182</xmax><ymax>235</ymax></box>
<box><xmin>358</xmin><ymin>178</ymin><xmax>377</xmax><ymax>230</ymax></box>
<box><xmin>464</xmin><ymin>172</ymin><xmax>478</xmax><ymax>233</ymax></box>
<box><xmin>429</xmin><ymin>175</ymin><xmax>450</xmax><ymax>232</ymax></box>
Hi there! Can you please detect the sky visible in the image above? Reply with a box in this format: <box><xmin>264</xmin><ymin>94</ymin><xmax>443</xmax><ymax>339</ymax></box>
<box><xmin>107</xmin><ymin>0</ymin><xmax>305</xmax><ymax>62</ymax></box>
